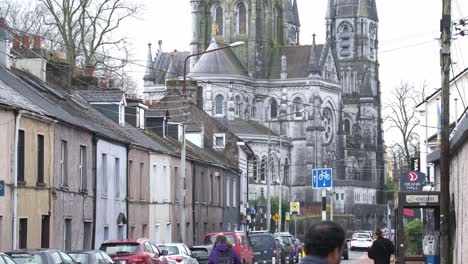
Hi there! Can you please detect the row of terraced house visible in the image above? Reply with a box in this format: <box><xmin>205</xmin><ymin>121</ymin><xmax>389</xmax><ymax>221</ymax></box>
<box><xmin>0</xmin><ymin>22</ymin><xmax>254</xmax><ymax>251</ymax></box>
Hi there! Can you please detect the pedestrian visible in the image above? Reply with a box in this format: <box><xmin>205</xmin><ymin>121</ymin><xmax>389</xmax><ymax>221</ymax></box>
<box><xmin>368</xmin><ymin>228</ymin><xmax>395</xmax><ymax>264</ymax></box>
<box><xmin>208</xmin><ymin>234</ymin><xmax>242</xmax><ymax>264</ymax></box>
<box><xmin>299</xmin><ymin>221</ymin><xmax>346</xmax><ymax>264</ymax></box>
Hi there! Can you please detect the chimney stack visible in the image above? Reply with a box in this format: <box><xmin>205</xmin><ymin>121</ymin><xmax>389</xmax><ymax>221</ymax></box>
<box><xmin>33</xmin><ymin>35</ymin><xmax>41</xmax><ymax>49</ymax></box>
<box><xmin>21</xmin><ymin>34</ymin><xmax>30</xmax><ymax>49</ymax></box>
<box><xmin>12</xmin><ymin>34</ymin><xmax>20</xmax><ymax>49</ymax></box>
<box><xmin>0</xmin><ymin>17</ymin><xmax>11</xmax><ymax>69</ymax></box>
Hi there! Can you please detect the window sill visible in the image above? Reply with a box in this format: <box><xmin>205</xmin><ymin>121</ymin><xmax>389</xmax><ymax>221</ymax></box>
<box><xmin>79</xmin><ymin>188</ymin><xmax>88</xmax><ymax>194</ymax></box>
<box><xmin>60</xmin><ymin>185</ymin><xmax>69</xmax><ymax>191</ymax></box>
<box><xmin>36</xmin><ymin>182</ymin><xmax>46</xmax><ymax>188</ymax></box>
<box><xmin>18</xmin><ymin>181</ymin><xmax>26</xmax><ymax>186</ymax></box>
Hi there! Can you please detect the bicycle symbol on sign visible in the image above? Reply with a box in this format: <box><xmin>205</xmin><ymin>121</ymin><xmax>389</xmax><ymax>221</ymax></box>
<box><xmin>319</xmin><ymin>171</ymin><xmax>331</xmax><ymax>181</ymax></box>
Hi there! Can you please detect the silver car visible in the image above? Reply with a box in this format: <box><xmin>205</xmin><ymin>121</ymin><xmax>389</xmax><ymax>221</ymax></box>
<box><xmin>158</xmin><ymin>243</ymin><xmax>198</xmax><ymax>264</ymax></box>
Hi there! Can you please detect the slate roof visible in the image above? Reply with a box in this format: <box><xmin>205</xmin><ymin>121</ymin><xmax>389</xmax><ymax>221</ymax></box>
<box><xmin>150</xmin><ymin>50</ymin><xmax>189</xmax><ymax>84</ymax></box>
<box><xmin>0</xmin><ymin>76</ymin><xmax>44</xmax><ymax>113</ymax></box>
<box><xmin>77</xmin><ymin>89</ymin><xmax>124</xmax><ymax>103</ymax></box>
<box><xmin>219</xmin><ymin>119</ymin><xmax>278</xmax><ymax>137</ymax></box>
<box><xmin>189</xmin><ymin>40</ymin><xmax>249</xmax><ymax>78</ymax></box>
<box><xmin>268</xmin><ymin>44</ymin><xmax>324</xmax><ymax>79</ymax></box>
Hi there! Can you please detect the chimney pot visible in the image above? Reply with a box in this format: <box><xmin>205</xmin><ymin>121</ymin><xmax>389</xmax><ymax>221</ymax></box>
<box><xmin>21</xmin><ymin>34</ymin><xmax>30</xmax><ymax>49</ymax></box>
<box><xmin>12</xmin><ymin>34</ymin><xmax>20</xmax><ymax>49</ymax></box>
<box><xmin>33</xmin><ymin>35</ymin><xmax>41</xmax><ymax>49</ymax></box>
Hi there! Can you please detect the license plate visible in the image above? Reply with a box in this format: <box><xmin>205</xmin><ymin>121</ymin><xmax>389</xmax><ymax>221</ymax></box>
<box><xmin>254</xmin><ymin>252</ymin><xmax>261</xmax><ymax>255</ymax></box>
<box><xmin>115</xmin><ymin>261</ymin><xmax>126</xmax><ymax>264</ymax></box>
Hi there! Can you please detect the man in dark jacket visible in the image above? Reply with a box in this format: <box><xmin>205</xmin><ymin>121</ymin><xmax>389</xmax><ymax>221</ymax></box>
<box><xmin>368</xmin><ymin>228</ymin><xmax>395</xmax><ymax>264</ymax></box>
<box><xmin>299</xmin><ymin>221</ymin><xmax>346</xmax><ymax>264</ymax></box>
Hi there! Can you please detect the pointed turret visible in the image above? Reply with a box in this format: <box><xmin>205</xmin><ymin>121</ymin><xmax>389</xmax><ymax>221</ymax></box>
<box><xmin>335</xmin><ymin>0</ymin><xmax>378</xmax><ymax>21</ymax></box>
<box><xmin>165</xmin><ymin>55</ymin><xmax>178</xmax><ymax>80</ymax></box>
<box><xmin>292</xmin><ymin>0</ymin><xmax>300</xmax><ymax>26</ymax></box>
<box><xmin>143</xmin><ymin>43</ymin><xmax>155</xmax><ymax>83</ymax></box>
<box><xmin>325</xmin><ymin>0</ymin><xmax>335</xmax><ymax>20</ymax></box>
<box><xmin>308</xmin><ymin>34</ymin><xmax>320</xmax><ymax>76</ymax></box>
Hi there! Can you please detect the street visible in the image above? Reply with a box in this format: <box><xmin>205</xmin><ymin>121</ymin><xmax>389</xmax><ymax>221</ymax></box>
<box><xmin>341</xmin><ymin>250</ymin><xmax>372</xmax><ymax>264</ymax></box>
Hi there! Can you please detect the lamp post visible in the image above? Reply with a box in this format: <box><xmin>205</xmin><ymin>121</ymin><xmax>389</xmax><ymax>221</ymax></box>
<box><xmin>180</xmin><ymin>40</ymin><xmax>245</xmax><ymax>243</ymax></box>
<box><xmin>266</xmin><ymin>108</ymin><xmax>304</xmax><ymax>232</ymax></box>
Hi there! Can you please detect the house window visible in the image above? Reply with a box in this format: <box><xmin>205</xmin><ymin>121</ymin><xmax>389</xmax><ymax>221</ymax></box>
<box><xmin>155</xmin><ymin>224</ymin><xmax>161</xmax><ymax>244</ymax></box>
<box><xmin>235</xmin><ymin>95</ymin><xmax>242</xmax><ymax>116</ymax></box>
<box><xmin>260</xmin><ymin>156</ymin><xmax>267</xmax><ymax>182</ymax></box>
<box><xmin>270</xmin><ymin>100</ymin><xmax>278</xmax><ymax>118</ymax></box>
<box><xmin>344</xmin><ymin>119</ymin><xmax>351</xmax><ymax>135</ymax></box>
<box><xmin>19</xmin><ymin>218</ymin><xmax>28</xmax><ymax>249</ymax></box>
<box><xmin>210</xmin><ymin>174</ymin><xmax>214</xmax><ymax>203</ymax></box>
<box><xmin>102</xmin><ymin>154</ymin><xmax>108</xmax><ymax>198</ymax></box>
<box><xmin>166</xmin><ymin>223</ymin><xmax>171</xmax><ymax>243</ymax></box>
<box><xmin>252</xmin><ymin>156</ymin><xmax>258</xmax><ymax>181</ymax></box>
<box><xmin>213</xmin><ymin>133</ymin><xmax>225</xmax><ymax>149</ymax></box>
<box><xmin>64</xmin><ymin>219</ymin><xmax>72</xmax><ymax>250</ymax></box>
<box><xmin>79</xmin><ymin>146</ymin><xmax>87</xmax><ymax>191</ymax></box>
<box><xmin>60</xmin><ymin>140</ymin><xmax>68</xmax><ymax>187</ymax></box>
<box><xmin>83</xmin><ymin>222</ymin><xmax>92</xmax><ymax>250</ymax></box>
<box><xmin>226</xmin><ymin>177</ymin><xmax>231</xmax><ymax>207</ymax></box>
<box><xmin>115</xmin><ymin>158</ymin><xmax>120</xmax><ymax>199</ymax></box>
<box><xmin>213</xmin><ymin>5</ymin><xmax>224</xmax><ymax>36</ymax></box>
<box><xmin>232</xmin><ymin>178</ymin><xmax>237</xmax><ymax>208</ymax></box>
<box><xmin>293</xmin><ymin>98</ymin><xmax>304</xmax><ymax>118</ymax></box>
<box><xmin>37</xmin><ymin>134</ymin><xmax>44</xmax><ymax>184</ymax></box>
<box><xmin>104</xmin><ymin>226</ymin><xmax>109</xmax><ymax>240</ymax></box>
<box><xmin>152</xmin><ymin>164</ymin><xmax>157</xmax><ymax>202</ymax></box>
<box><xmin>235</xmin><ymin>2</ymin><xmax>247</xmax><ymax>35</ymax></box>
<box><xmin>140</xmin><ymin>163</ymin><xmax>144</xmax><ymax>200</ymax></box>
<box><xmin>119</xmin><ymin>104</ymin><xmax>125</xmax><ymax>125</ymax></box>
<box><xmin>215</xmin><ymin>94</ymin><xmax>224</xmax><ymax>115</ymax></box>
<box><xmin>41</xmin><ymin>215</ymin><xmax>50</xmax><ymax>248</ymax></box>
<box><xmin>341</xmin><ymin>193</ymin><xmax>345</xmax><ymax>200</ymax></box>
<box><xmin>163</xmin><ymin>165</ymin><xmax>168</xmax><ymax>202</ymax></box>
<box><xmin>18</xmin><ymin>130</ymin><xmax>25</xmax><ymax>182</ymax></box>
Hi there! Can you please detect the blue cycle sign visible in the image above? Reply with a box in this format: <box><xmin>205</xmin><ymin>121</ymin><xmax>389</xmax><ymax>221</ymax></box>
<box><xmin>0</xmin><ymin>180</ymin><xmax>4</xmax><ymax>197</ymax></box>
<box><xmin>312</xmin><ymin>168</ymin><xmax>333</xmax><ymax>189</ymax></box>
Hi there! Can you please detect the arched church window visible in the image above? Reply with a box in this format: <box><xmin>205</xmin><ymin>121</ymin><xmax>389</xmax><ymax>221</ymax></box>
<box><xmin>252</xmin><ymin>156</ymin><xmax>258</xmax><ymax>181</ymax></box>
<box><xmin>251</xmin><ymin>99</ymin><xmax>257</xmax><ymax>119</ymax></box>
<box><xmin>283</xmin><ymin>159</ymin><xmax>289</xmax><ymax>185</ymax></box>
<box><xmin>212</xmin><ymin>4</ymin><xmax>224</xmax><ymax>36</ymax></box>
<box><xmin>235</xmin><ymin>2</ymin><xmax>247</xmax><ymax>35</ymax></box>
<box><xmin>215</xmin><ymin>94</ymin><xmax>224</xmax><ymax>115</ymax></box>
<box><xmin>235</xmin><ymin>95</ymin><xmax>242</xmax><ymax>116</ymax></box>
<box><xmin>339</xmin><ymin>23</ymin><xmax>352</xmax><ymax>57</ymax></box>
<box><xmin>369</xmin><ymin>23</ymin><xmax>376</xmax><ymax>59</ymax></box>
<box><xmin>344</xmin><ymin>119</ymin><xmax>351</xmax><ymax>135</ymax></box>
<box><xmin>260</xmin><ymin>156</ymin><xmax>267</xmax><ymax>182</ymax></box>
<box><xmin>270</xmin><ymin>156</ymin><xmax>276</xmax><ymax>183</ymax></box>
<box><xmin>293</xmin><ymin>97</ymin><xmax>304</xmax><ymax>118</ymax></box>
<box><xmin>270</xmin><ymin>99</ymin><xmax>278</xmax><ymax>118</ymax></box>
<box><xmin>273</xmin><ymin>6</ymin><xmax>281</xmax><ymax>42</ymax></box>
<box><xmin>322</xmin><ymin>107</ymin><xmax>334</xmax><ymax>144</ymax></box>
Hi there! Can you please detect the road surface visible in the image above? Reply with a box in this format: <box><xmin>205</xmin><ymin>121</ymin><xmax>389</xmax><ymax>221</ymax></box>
<box><xmin>342</xmin><ymin>250</ymin><xmax>373</xmax><ymax>264</ymax></box>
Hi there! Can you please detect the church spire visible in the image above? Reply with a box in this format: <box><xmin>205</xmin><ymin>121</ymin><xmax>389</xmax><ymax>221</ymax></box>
<box><xmin>308</xmin><ymin>34</ymin><xmax>320</xmax><ymax>76</ymax></box>
<box><xmin>325</xmin><ymin>0</ymin><xmax>335</xmax><ymax>20</ymax></box>
<box><xmin>143</xmin><ymin>43</ymin><xmax>154</xmax><ymax>83</ymax></box>
<box><xmin>292</xmin><ymin>0</ymin><xmax>300</xmax><ymax>26</ymax></box>
<box><xmin>166</xmin><ymin>55</ymin><xmax>178</xmax><ymax>80</ymax></box>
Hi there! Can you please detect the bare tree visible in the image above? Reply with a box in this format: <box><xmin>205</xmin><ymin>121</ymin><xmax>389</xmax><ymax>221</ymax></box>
<box><xmin>385</xmin><ymin>82</ymin><xmax>422</xmax><ymax>169</ymax></box>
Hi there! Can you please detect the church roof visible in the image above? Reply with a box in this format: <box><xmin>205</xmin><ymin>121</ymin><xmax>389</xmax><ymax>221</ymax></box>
<box><xmin>335</xmin><ymin>0</ymin><xmax>378</xmax><ymax>21</ymax></box>
<box><xmin>150</xmin><ymin>50</ymin><xmax>189</xmax><ymax>84</ymax></box>
<box><xmin>219</xmin><ymin>119</ymin><xmax>278</xmax><ymax>137</ymax></box>
<box><xmin>188</xmin><ymin>40</ymin><xmax>249</xmax><ymax>78</ymax></box>
<box><xmin>285</xmin><ymin>0</ymin><xmax>300</xmax><ymax>26</ymax></box>
<box><xmin>268</xmin><ymin>44</ymin><xmax>324</xmax><ymax>79</ymax></box>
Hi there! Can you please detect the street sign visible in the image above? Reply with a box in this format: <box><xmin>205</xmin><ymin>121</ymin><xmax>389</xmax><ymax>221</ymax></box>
<box><xmin>312</xmin><ymin>168</ymin><xmax>333</xmax><ymax>189</ymax></box>
<box><xmin>406</xmin><ymin>195</ymin><xmax>439</xmax><ymax>204</ymax></box>
<box><xmin>285</xmin><ymin>212</ymin><xmax>291</xmax><ymax>221</ymax></box>
<box><xmin>0</xmin><ymin>180</ymin><xmax>4</xmax><ymax>197</ymax></box>
<box><xmin>272</xmin><ymin>213</ymin><xmax>280</xmax><ymax>222</ymax></box>
<box><xmin>290</xmin><ymin>202</ymin><xmax>300</xmax><ymax>215</ymax></box>
<box><xmin>250</xmin><ymin>207</ymin><xmax>256</xmax><ymax>215</ymax></box>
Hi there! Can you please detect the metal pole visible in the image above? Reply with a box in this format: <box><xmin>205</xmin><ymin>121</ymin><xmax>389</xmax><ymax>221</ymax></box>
<box><xmin>440</xmin><ymin>0</ymin><xmax>452</xmax><ymax>262</ymax></box>
<box><xmin>330</xmin><ymin>189</ymin><xmax>333</xmax><ymax>221</ymax></box>
<box><xmin>278</xmin><ymin>127</ymin><xmax>282</xmax><ymax>232</ymax></box>
<box><xmin>267</xmin><ymin>121</ymin><xmax>271</xmax><ymax>232</ymax></box>
<box><xmin>180</xmin><ymin>124</ymin><xmax>186</xmax><ymax>243</ymax></box>
<box><xmin>279</xmin><ymin>175</ymin><xmax>282</xmax><ymax>232</ymax></box>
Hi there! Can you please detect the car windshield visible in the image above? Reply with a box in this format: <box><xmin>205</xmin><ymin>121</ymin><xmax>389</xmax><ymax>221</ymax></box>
<box><xmin>281</xmin><ymin>237</ymin><xmax>292</xmax><ymax>245</ymax></box>
<box><xmin>249</xmin><ymin>235</ymin><xmax>274</xmax><ymax>251</ymax></box>
<box><xmin>204</xmin><ymin>234</ymin><xmax>236</xmax><ymax>246</ymax></box>
<box><xmin>158</xmin><ymin>246</ymin><xmax>179</xmax><ymax>255</ymax></box>
<box><xmin>101</xmin><ymin>243</ymin><xmax>140</xmax><ymax>255</ymax></box>
<box><xmin>68</xmin><ymin>253</ymin><xmax>88</xmax><ymax>264</ymax></box>
<box><xmin>9</xmin><ymin>253</ymin><xmax>44</xmax><ymax>264</ymax></box>
<box><xmin>353</xmin><ymin>233</ymin><xmax>371</xmax><ymax>239</ymax></box>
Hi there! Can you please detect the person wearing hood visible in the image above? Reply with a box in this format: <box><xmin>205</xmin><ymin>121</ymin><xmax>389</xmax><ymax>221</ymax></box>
<box><xmin>208</xmin><ymin>235</ymin><xmax>242</xmax><ymax>264</ymax></box>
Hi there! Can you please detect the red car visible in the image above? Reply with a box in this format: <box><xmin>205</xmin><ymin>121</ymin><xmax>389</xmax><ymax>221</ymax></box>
<box><xmin>100</xmin><ymin>238</ymin><xmax>169</xmax><ymax>264</ymax></box>
<box><xmin>204</xmin><ymin>231</ymin><xmax>254</xmax><ymax>264</ymax></box>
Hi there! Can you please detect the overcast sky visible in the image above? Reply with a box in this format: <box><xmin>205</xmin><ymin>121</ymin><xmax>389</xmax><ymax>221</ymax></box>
<box><xmin>119</xmin><ymin>0</ymin><xmax>468</xmax><ymax>145</ymax></box>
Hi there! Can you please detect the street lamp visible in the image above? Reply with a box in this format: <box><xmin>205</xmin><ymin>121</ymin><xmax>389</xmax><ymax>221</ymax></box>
<box><xmin>265</xmin><ymin>108</ymin><xmax>305</xmax><ymax>232</ymax></box>
<box><xmin>179</xmin><ymin>40</ymin><xmax>245</xmax><ymax>243</ymax></box>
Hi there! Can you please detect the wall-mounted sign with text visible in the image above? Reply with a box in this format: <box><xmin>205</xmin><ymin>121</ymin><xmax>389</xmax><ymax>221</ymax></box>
<box><xmin>400</xmin><ymin>171</ymin><xmax>426</xmax><ymax>191</ymax></box>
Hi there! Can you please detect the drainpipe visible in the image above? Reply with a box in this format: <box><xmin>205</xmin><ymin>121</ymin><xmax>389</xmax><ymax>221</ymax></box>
<box><xmin>191</xmin><ymin>162</ymin><xmax>196</xmax><ymax>245</ymax></box>
<box><xmin>126</xmin><ymin>145</ymin><xmax>130</xmax><ymax>239</ymax></box>
<box><xmin>12</xmin><ymin>110</ymin><xmax>22</xmax><ymax>250</ymax></box>
<box><xmin>91</xmin><ymin>135</ymin><xmax>98</xmax><ymax>249</ymax></box>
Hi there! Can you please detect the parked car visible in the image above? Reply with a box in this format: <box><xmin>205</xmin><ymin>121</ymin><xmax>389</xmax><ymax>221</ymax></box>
<box><xmin>203</xmin><ymin>231</ymin><xmax>254</xmax><ymax>264</ymax></box>
<box><xmin>0</xmin><ymin>253</ymin><xmax>17</xmax><ymax>264</ymax></box>
<box><xmin>273</xmin><ymin>236</ymin><xmax>291</xmax><ymax>264</ymax></box>
<box><xmin>248</xmin><ymin>232</ymin><xmax>280</xmax><ymax>264</ymax></box>
<box><xmin>350</xmin><ymin>233</ymin><xmax>373</xmax><ymax>251</ymax></box>
<box><xmin>157</xmin><ymin>244</ymin><xmax>198</xmax><ymax>264</ymax></box>
<box><xmin>274</xmin><ymin>233</ymin><xmax>296</xmax><ymax>263</ymax></box>
<box><xmin>67</xmin><ymin>250</ymin><xmax>113</xmax><ymax>264</ymax></box>
<box><xmin>6</xmin><ymin>249</ymin><xmax>76</xmax><ymax>264</ymax></box>
<box><xmin>100</xmin><ymin>238</ymin><xmax>169</xmax><ymax>264</ymax></box>
<box><xmin>189</xmin><ymin>246</ymin><xmax>211</xmax><ymax>264</ymax></box>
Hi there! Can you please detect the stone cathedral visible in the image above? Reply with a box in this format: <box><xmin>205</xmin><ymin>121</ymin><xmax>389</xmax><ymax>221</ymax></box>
<box><xmin>144</xmin><ymin>0</ymin><xmax>387</xmax><ymax>229</ymax></box>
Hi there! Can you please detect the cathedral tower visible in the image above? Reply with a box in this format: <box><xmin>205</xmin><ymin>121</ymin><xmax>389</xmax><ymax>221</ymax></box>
<box><xmin>190</xmin><ymin>0</ymin><xmax>300</xmax><ymax>78</ymax></box>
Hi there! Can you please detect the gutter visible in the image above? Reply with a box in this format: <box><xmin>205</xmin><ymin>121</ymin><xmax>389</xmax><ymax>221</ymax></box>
<box><xmin>12</xmin><ymin>110</ymin><xmax>22</xmax><ymax>250</ymax></box>
<box><xmin>91</xmin><ymin>135</ymin><xmax>98</xmax><ymax>249</ymax></box>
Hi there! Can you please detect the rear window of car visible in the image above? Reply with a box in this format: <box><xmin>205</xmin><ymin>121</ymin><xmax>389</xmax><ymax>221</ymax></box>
<box><xmin>280</xmin><ymin>236</ymin><xmax>293</xmax><ymax>245</ymax></box>
<box><xmin>8</xmin><ymin>254</ymin><xmax>44</xmax><ymax>264</ymax></box>
<box><xmin>204</xmin><ymin>234</ymin><xmax>236</xmax><ymax>246</ymax></box>
<box><xmin>158</xmin><ymin>246</ymin><xmax>179</xmax><ymax>255</ymax></box>
<box><xmin>191</xmin><ymin>248</ymin><xmax>209</xmax><ymax>258</ymax></box>
<box><xmin>100</xmin><ymin>243</ymin><xmax>140</xmax><ymax>255</ymax></box>
<box><xmin>249</xmin><ymin>235</ymin><xmax>275</xmax><ymax>251</ymax></box>
<box><xmin>68</xmin><ymin>253</ymin><xmax>88</xmax><ymax>264</ymax></box>
<box><xmin>353</xmin><ymin>233</ymin><xmax>371</xmax><ymax>239</ymax></box>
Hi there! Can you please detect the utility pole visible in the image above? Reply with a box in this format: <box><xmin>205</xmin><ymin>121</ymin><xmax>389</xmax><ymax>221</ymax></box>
<box><xmin>440</xmin><ymin>0</ymin><xmax>451</xmax><ymax>263</ymax></box>
<box><xmin>267</xmin><ymin>121</ymin><xmax>272</xmax><ymax>232</ymax></box>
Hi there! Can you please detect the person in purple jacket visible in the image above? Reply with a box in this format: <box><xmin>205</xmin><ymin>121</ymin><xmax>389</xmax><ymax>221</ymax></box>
<box><xmin>208</xmin><ymin>235</ymin><xmax>242</xmax><ymax>264</ymax></box>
